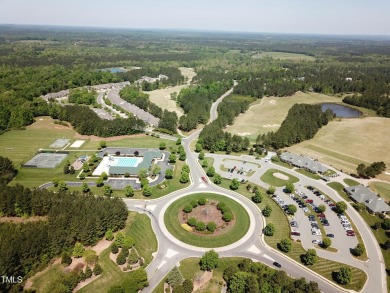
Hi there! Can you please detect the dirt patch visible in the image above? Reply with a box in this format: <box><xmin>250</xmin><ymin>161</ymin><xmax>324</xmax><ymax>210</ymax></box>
<box><xmin>193</xmin><ymin>271</ymin><xmax>213</xmax><ymax>291</ymax></box>
<box><xmin>0</xmin><ymin>216</ymin><xmax>47</xmax><ymax>223</ymax></box>
<box><xmin>273</xmin><ymin>172</ymin><xmax>289</xmax><ymax>180</ymax></box>
<box><xmin>179</xmin><ymin>202</ymin><xmax>236</xmax><ymax>236</ymax></box>
<box><xmin>27</xmin><ymin>116</ymin><xmax>70</xmax><ymax>130</ymax></box>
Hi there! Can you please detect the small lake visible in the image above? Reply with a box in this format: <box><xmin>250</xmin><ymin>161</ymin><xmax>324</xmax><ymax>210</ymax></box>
<box><xmin>321</xmin><ymin>103</ymin><xmax>362</xmax><ymax>118</ymax></box>
<box><xmin>98</xmin><ymin>67</ymin><xmax>127</xmax><ymax>73</ymax></box>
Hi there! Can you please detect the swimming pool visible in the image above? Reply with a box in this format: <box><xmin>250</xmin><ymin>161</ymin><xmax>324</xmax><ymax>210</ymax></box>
<box><xmin>113</xmin><ymin>157</ymin><xmax>141</xmax><ymax>167</ymax></box>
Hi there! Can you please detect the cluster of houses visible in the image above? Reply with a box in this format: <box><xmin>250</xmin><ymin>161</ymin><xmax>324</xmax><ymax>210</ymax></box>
<box><xmin>280</xmin><ymin>152</ymin><xmax>329</xmax><ymax>174</ymax></box>
<box><xmin>345</xmin><ymin>185</ymin><xmax>390</xmax><ymax>214</ymax></box>
<box><xmin>135</xmin><ymin>74</ymin><xmax>168</xmax><ymax>85</ymax></box>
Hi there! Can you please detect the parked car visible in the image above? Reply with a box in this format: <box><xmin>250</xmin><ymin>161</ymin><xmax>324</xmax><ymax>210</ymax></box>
<box><xmin>322</xmin><ymin>220</ymin><xmax>330</xmax><ymax>226</ymax></box>
<box><xmin>273</xmin><ymin>262</ymin><xmax>282</xmax><ymax>268</ymax></box>
<box><xmin>201</xmin><ymin>176</ymin><xmax>208</xmax><ymax>183</ymax></box>
<box><xmin>291</xmin><ymin>231</ymin><xmax>301</xmax><ymax>236</ymax></box>
<box><xmin>329</xmin><ymin>203</ymin><xmax>336</xmax><ymax>207</ymax></box>
<box><xmin>346</xmin><ymin>230</ymin><xmax>355</xmax><ymax>236</ymax></box>
<box><xmin>312</xmin><ymin>240</ymin><xmax>321</xmax><ymax>244</ymax></box>
<box><xmin>326</xmin><ymin>234</ymin><xmax>335</xmax><ymax>238</ymax></box>
<box><xmin>317</xmin><ymin>213</ymin><xmax>326</xmax><ymax>218</ymax></box>
<box><xmin>308</xmin><ymin>215</ymin><xmax>315</xmax><ymax>221</ymax></box>
<box><xmin>306</xmin><ymin>199</ymin><xmax>313</xmax><ymax>203</ymax></box>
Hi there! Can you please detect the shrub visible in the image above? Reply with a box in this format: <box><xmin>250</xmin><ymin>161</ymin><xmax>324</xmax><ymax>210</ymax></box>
<box><xmin>262</xmin><ymin>205</ymin><xmax>272</xmax><ymax>217</ymax></box>
<box><xmin>85</xmin><ymin>266</ymin><xmax>93</xmax><ymax>278</ymax></box>
<box><xmin>61</xmin><ymin>253</ymin><xmax>72</xmax><ymax>266</ymax></box>
<box><xmin>198</xmin><ymin>197</ymin><xmax>206</xmax><ymax>205</ymax></box>
<box><xmin>111</xmin><ymin>243</ymin><xmax>119</xmax><ymax>254</ymax></box>
<box><xmin>198</xmin><ymin>151</ymin><xmax>205</xmax><ymax>160</ymax></box>
<box><xmin>334</xmin><ymin>267</ymin><xmax>352</xmax><ymax>285</ymax></box>
<box><xmin>278</xmin><ymin>238</ymin><xmax>292</xmax><ymax>252</ymax></box>
<box><xmin>251</xmin><ymin>194</ymin><xmax>263</xmax><ymax>203</ymax></box>
<box><xmin>183</xmin><ymin>204</ymin><xmax>193</xmax><ymax>213</ymax></box>
<box><xmin>207</xmin><ymin>222</ymin><xmax>217</xmax><ymax>232</ymax></box>
<box><xmin>165</xmin><ymin>169</ymin><xmax>173</xmax><ymax>179</ymax></box>
<box><xmin>206</xmin><ymin>167</ymin><xmax>215</xmax><ymax>177</ymax></box>
<box><xmin>222</xmin><ymin>212</ymin><xmax>233</xmax><ymax>222</ymax></box>
<box><xmin>302</xmin><ymin>249</ymin><xmax>317</xmax><ymax>265</ymax></box>
<box><xmin>267</xmin><ymin>186</ymin><xmax>276</xmax><ymax>194</ymax></box>
<box><xmin>190</xmin><ymin>200</ymin><xmax>198</xmax><ymax>208</ymax></box>
<box><xmin>116</xmin><ymin>252</ymin><xmax>126</xmax><ymax>265</ymax></box>
<box><xmin>322</xmin><ymin>237</ymin><xmax>332</xmax><ymax>249</ymax></box>
<box><xmin>73</xmin><ymin>242</ymin><xmax>85</xmax><ymax>258</ymax></box>
<box><xmin>353</xmin><ymin>243</ymin><xmax>365</xmax><ymax>256</ymax></box>
<box><xmin>187</xmin><ymin>217</ymin><xmax>197</xmax><ymax>227</ymax></box>
<box><xmin>196</xmin><ymin>221</ymin><xmax>206</xmax><ymax>231</ymax></box>
<box><xmin>200</xmin><ymin>250</ymin><xmax>219</xmax><ymax>271</ymax></box>
<box><xmin>93</xmin><ymin>263</ymin><xmax>103</xmax><ymax>276</ymax></box>
<box><xmin>264</xmin><ymin>224</ymin><xmax>275</xmax><ymax>236</ymax></box>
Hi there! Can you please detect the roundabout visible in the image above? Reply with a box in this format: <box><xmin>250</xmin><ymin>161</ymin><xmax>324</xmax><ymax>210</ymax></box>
<box><xmin>164</xmin><ymin>193</ymin><xmax>250</xmax><ymax>248</ymax></box>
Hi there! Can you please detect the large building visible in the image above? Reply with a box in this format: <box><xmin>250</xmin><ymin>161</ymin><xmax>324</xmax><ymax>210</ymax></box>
<box><xmin>345</xmin><ymin>184</ymin><xmax>390</xmax><ymax>213</ymax></box>
<box><xmin>280</xmin><ymin>152</ymin><xmax>329</xmax><ymax>174</ymax></box>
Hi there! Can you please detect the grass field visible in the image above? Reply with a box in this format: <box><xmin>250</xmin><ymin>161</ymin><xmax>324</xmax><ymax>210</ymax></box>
<box><xmin>2</xmin><ymin>116</ymin><xmax>178</xmax><ymax>189</ymax></box>
<box><xmin>260</xmin><ymin>168</ymin><xmax>299</xmax><ymax>187</ymax></box>
<box><xmin>252</xmin><ymin>52</ymin><xmax>316</xmax><ymax>61</ymax></box>
<box><xmin>369</xmin><ymin>182</ymin><xmax>390</xmax><ymax>201</ymax></box>
<box><xmin>327</xmin><ymin>182</ymin><xmax>352</xmax><ymax>202</ymax></box>
<box><xmin>147</xmin><ymin>67</ymin><xmax>196</xmax><ymax>116</ymax></box>
<box><xmin>164</xmin><ymin>193</ymin><xmax>250</xmax><ymax>248</ymax></box>
<box><xmin>29</xmin><ymin>263</ymin><xmax>65</xmax><ymax>293</ymax></box>
<box><xmin>343</xmin><ymin>178</ymin><xmax>360</xmax><ymax>186</ymax></box>
<box><xmin>216</xmin><ymin>179</ymin><xmax>367</xmax><ymax>291</ymax></box>
<box><xmin>225</xmin><ymin>91</ymin><xmax>357</xmax><ymax>141</ymax></box>
<box><xmin>295</xmin><ymin>169</ymin><xmax>322</xmax><ymax>180</ymax></box>
<box><xmin>288</xmin><ymin>117</ymin><xmax>390</xmax><ymax>176</ymax></box>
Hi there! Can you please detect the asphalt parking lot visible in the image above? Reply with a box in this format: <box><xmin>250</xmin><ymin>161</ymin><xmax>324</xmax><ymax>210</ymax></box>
<box><xmin>273</xmin><ymin>185</ymin><xmax>358</xmax><ymax>255</ymax></box>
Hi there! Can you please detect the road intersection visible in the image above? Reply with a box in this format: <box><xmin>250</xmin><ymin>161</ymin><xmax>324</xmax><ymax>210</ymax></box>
<box><xmin>122</xmin><ymin>84</ymin><xmax>386</xmax><ymax>293</ymax></box>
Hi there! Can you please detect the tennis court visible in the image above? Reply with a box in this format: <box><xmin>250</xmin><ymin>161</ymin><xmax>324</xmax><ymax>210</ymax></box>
<box><xmin>23</xmin><ymin>153</ymin><xmax>68</xmax><ymax>168</ymax></box>
<box><xmin>49</xmin><ymin>139</ymin><xmax>70</xmax><ymax>148</ymax></box>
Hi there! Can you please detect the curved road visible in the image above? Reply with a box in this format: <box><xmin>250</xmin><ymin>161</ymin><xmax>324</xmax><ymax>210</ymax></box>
<box><xmin>122</xmin><ymin>82</ymin><xmax>382</xmax><ymax>293</ymax></box>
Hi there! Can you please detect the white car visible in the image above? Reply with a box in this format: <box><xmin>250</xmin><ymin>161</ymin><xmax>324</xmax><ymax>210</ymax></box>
<box><xmin>312</xmin><ymin>240</ymin><xmax>321</xmax><ymax>244</ymax></box>
<box><xmin>343</xmin><ymin>225</ymin><xmax>352</xmax><ymax>230</ymax></box>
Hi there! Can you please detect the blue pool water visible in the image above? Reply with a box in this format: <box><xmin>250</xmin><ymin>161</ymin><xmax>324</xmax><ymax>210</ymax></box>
<box><xmin>114</xmin><ymin>157</ymin><xmax>140</xmax><ymax>167</ymax></box>
<box><xmin>98</xmin><ymin>67</ymin><xmax>127</xmax><ymax>73</ymax></box>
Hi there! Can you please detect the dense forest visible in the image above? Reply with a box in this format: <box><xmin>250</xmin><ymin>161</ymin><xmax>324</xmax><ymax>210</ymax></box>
<box><xmin>52</xmin><ymin>104</ymin><xmax>146</xmax><ymax>137</ymax></box>
<box><xmin>198</xmin><ymin>95</ymin><xmax>251</xmax><ymax>152</ymax></box>
<box><xmin>0</xmin><ymin>183</ymin><xmax>128</xmax><ymax>292</ymax></box>
<box><xmin>223</xmin><ymin>258</ymin><xmax>320</xmax><ymax>293</ymax></box>
<box><xmin>68</xmin><ymin>88</ymin><xmax>98</xmax><ymax>106</ymax></box>
<box><xmin>178</xmin><ymin>81</ymin><xmax>233</xmax><ymax>131</ymax></box>
<box><xmin>257</xmin><ymin>104</ymin><xmax>334</xmax><ymax>149</ymax></box>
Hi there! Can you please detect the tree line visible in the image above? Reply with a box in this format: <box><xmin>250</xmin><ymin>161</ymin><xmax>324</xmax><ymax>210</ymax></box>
<box><xmin>68</xmin><ymin>88</ymin><xmax>98</xmax><ymax>106</ymax></box>
<box><xmin>257</xmin><ymin>104</ymin><xmax>334</xmax><ymax>149</ymax></box>
<box><xmin>178</xmin><ymin>81</ymin><xmax>233</xmax><ymax>131</ymax></box>
<box><xmin>52</xmin><ymin>103</ymin><xmax>145</xmax><ymax>137</ymax></box>
<box><xmin>198</xmin><ymin>94</ymin><xmax>251</xmax><ymax>152</ymax></box>
<box><xmin>0</xmin><ymin>184</ymin><xmax>128</xmax><ymax>292</ymax></box>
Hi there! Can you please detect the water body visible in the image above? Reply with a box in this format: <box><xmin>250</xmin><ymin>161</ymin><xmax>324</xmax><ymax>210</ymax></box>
<box><xmin>321</xmin><ymin>103</ymin><xmax>362</xmax><ymax>118</ymax></box>
<box><xmin>98</xmin><ymin>67</ymin><xmax>127</xmax><ymax>73</ymax></box>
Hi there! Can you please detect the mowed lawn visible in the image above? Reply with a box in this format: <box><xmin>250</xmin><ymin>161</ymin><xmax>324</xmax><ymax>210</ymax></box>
<box><xmin>260</xmin><ymin>168</ymin><xmax>299</xmax><ymax>187</ymax></box>
<box><xmin>369</xmin><ymin>182</ymin><xmax>390</xmax><ymax>201</ymax></box>
<box><xmin>252</xmin><ymin>52</ymin><xmax>316</xmax><ymax>61</ymax></box>
<box><xmin>288</xmin><ymin>117</ymin><xmax>390</xmax><ymax>175</ymax></box>
<box><xmin>164</xmin><ymin>193</ymin><xmax>250</xmax><ymax>248</ymax></box>
<box><xmin>225</xmin><ymin>92</ymin><xmax>347</xmax><ymax>140</ymax></box>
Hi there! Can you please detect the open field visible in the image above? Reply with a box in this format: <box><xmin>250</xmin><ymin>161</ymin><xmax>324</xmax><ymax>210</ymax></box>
<box><xmin>287</xmin><ymin>117</ymin><xmax>390</xmax><ymax>177</ymax></box>
<box><xmin>2</xmin><ymin>117</ymin><xmax>178</xmax><ymax>188</ymax></box>
<box><xmin>225</xmin><ymin>92</ymin><xmax>369</xmax><ymax>141</ymax></box>
<box><xmin>252</xmin><ymin>52</ymin><xmax>316</xmax><ymax>61</ymax></box>
<box><xmin>146</xmin><ymin>67</ymin><xmax>196</xmax><ymax>116</ymax></box>
<box><xmin>343</xmin><ymin>178</ymin><xmax>360</xmax><ymax>186</ymax></box>
<box><xmin>369</xmin><ymin>182</ymin><xmax>390</xmax><ymax>201</ymax></box>
<box><xmin>260</xmin><ymin>168</ymin><xmax>299</xmax><ymax>187</ymax></box>
<box><xmin>164</xmin><ymin>193</ymin><xmax>250</xmax><ymax>248</ymax></box>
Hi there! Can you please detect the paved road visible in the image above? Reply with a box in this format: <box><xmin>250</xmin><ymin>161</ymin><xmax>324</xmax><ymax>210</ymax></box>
<box><xmin>122</xmin><ymin>84</ymin><xmax>367</xmax><ymax>293</ymax></box>
<box><xmin>96</xmin><ymin>91</ymin><xmax>128</xmax><ymax>118</ymax></box>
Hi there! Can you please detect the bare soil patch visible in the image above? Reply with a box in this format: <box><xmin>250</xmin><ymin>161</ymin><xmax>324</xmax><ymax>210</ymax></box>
<box><xmin>273</xmin><ymin>172</ymin><xmax>289</xmax><ymax>180</ymax></box>
<box><xmin>179</xmin><ymin>201</ymin><xmax>236</xmax><ymax>236</ymax></box>
<box><xmin>193</xmin><ymin>271</ymin><xmax>213</xmax><ymax>291</ymax></box>
<box><xmin>27</xmin><ymin>116</ymin><xmax>70</xmax><ymax>130</ymax></box>
<box><xmin>74</xmin><ymin>133</ymin><xmax>146</xmax><ymax>141</ymax></box>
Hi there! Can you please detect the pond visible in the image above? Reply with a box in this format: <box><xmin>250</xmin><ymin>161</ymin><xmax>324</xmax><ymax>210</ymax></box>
<box><xmin>97</xmin><ymin>67</ymin><xmax>127</xmax><ymax>73</ymax></box>
<box><xmin>321</xmin><ymin>103</ymin><xmax>362</xmax><ymax>118</ymax></box>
